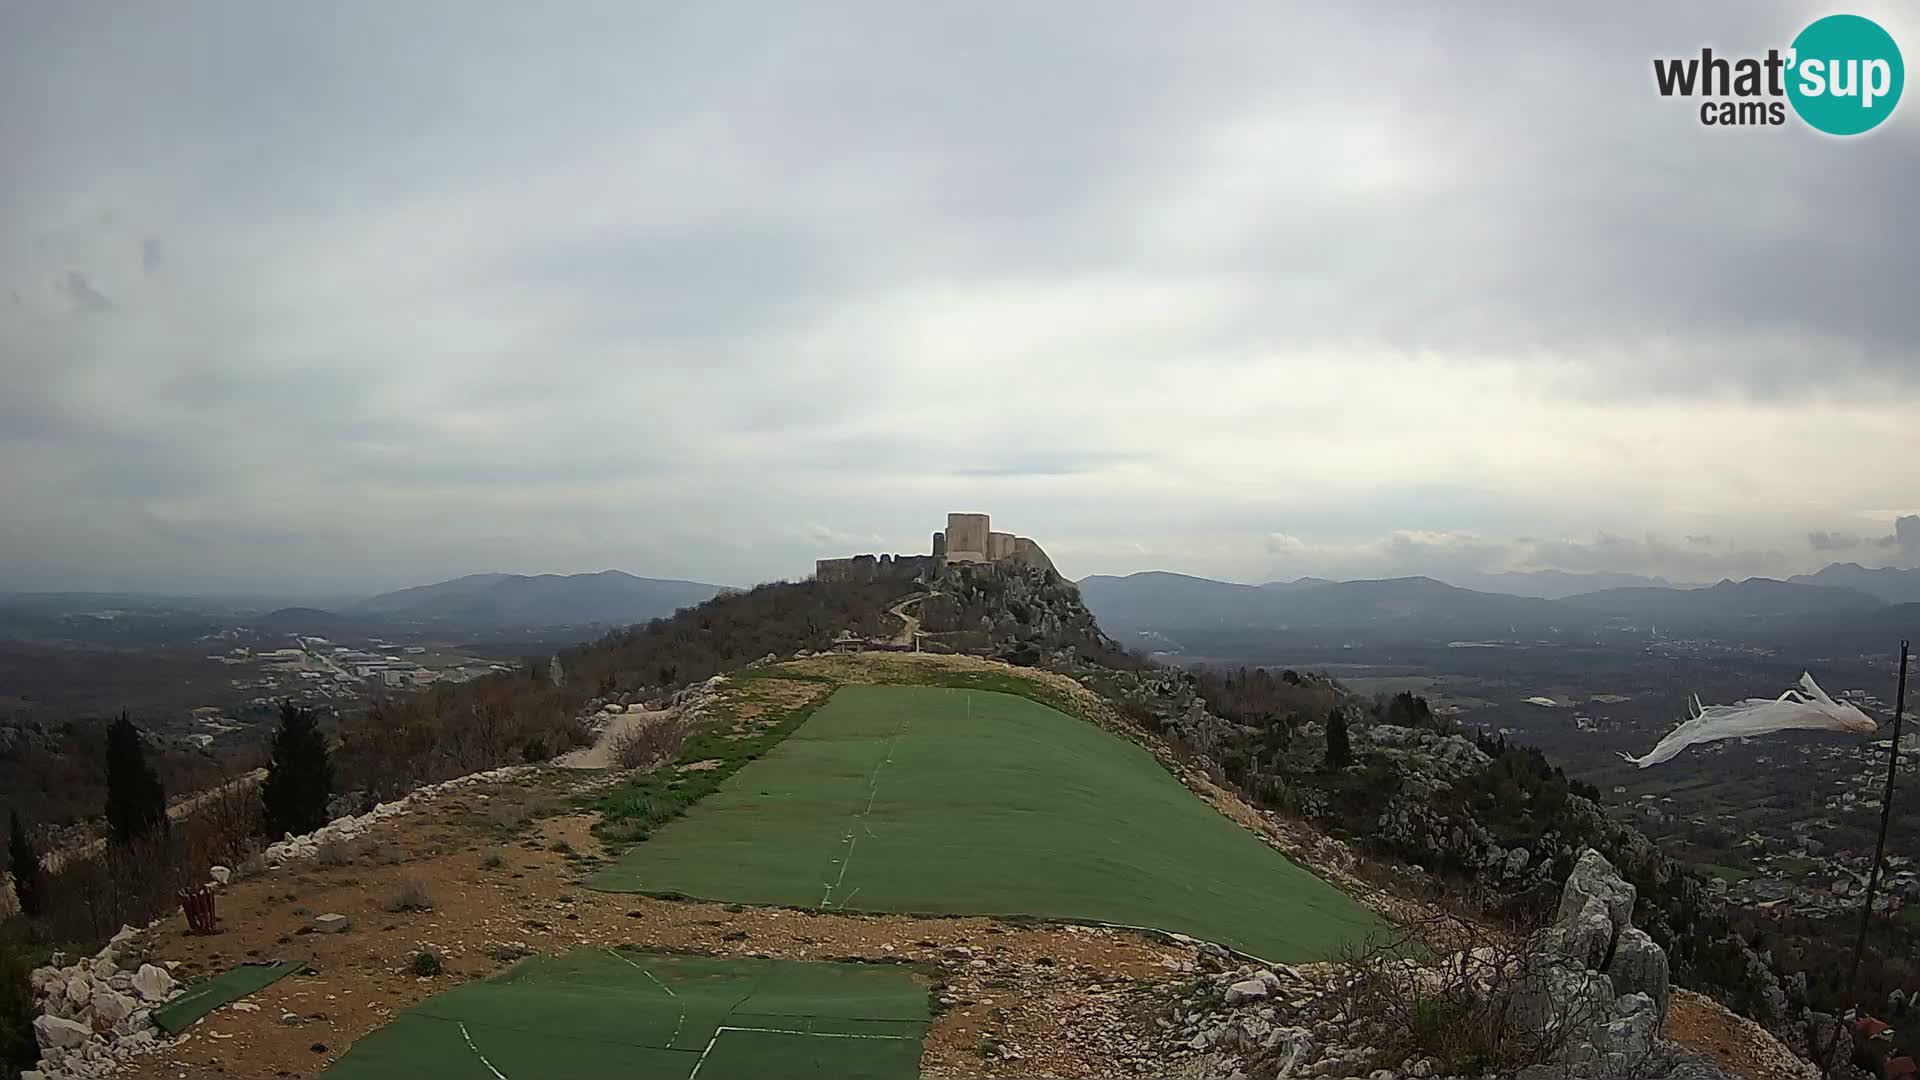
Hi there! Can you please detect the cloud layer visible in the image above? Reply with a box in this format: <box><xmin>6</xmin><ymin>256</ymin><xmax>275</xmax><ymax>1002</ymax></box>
<box><xmin>2</xmin><ymin>2</ymin><xmax>1917</xmax><ymax>593</ymax></box>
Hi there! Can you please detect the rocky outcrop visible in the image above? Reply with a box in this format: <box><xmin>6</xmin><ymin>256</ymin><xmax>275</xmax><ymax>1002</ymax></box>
<box><xmin>1151</xmin><ymin>849</ymin><xmax>1767</xmax><ymax>1080</ymax></box>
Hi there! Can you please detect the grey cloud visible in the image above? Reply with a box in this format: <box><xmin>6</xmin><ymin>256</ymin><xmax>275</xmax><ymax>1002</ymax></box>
<box><xmin>1807</xmin><ymin>516</ymin><xmax>1920</xmax><ymax>562</ymax></box>
<box><xmin>1519</xmin><ymin>532</ymin><xmax>1788</xmax><ymax>582</ymax></box>
<box><xmin>3</xmin><ymin>2</ymin><xmax>1918</xmax><ymax>593</ymax></box>
<box><xmin>61</xmin><ymin>270</ymin><xmax>110</xmax><ymax>314</ymax></box>
<box><xmin>1808</xmin><ymin>529</ymin><xmax>1896</xmax><ymax>552</ymax></box>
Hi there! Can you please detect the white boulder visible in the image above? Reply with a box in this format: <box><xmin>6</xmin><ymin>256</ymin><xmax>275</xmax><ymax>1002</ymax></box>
<box><xmin>1224</xmin><ymin>978</ymin><xmax>1270</xmax><ymax>1005</ymax></box>
<box><xmin>33</xmin><ymin>1014</ymin><xmax>92</xmax><ymax>1050</ymax></box>
<box><xmin>90</xmin><ymin>989</ymin><xmax>135</xmax><ymax>1029</ymax></box>
<box><xmin>132</xmin><ymin>963</ymin><xmax>176</xmax><ymax>1002</ymax></box>
<box><xmin>209</xmin><ymin>865</ymin><xmax>232</xmax><ymax>885</ymax></box>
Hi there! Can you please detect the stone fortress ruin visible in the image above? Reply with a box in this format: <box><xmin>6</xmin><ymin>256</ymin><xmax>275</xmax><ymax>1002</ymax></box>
<box><xmin>814</xmin><ymin>512</ymin><xmax>1057</xmax><ymax>583</ymax></box>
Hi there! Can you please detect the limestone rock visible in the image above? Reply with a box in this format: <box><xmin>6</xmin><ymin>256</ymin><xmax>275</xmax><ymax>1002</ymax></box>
<box><xmin>132</xmin><ymin>963</ymin><xmax>176</xmax><ymax>1002</ymax></box>
<box><xmin>1606</xmin><ymin>927</ymin><xmax>1670</xmax><ymax>1022</ymax></box>
<box><xmin>90</xmin><ymin>989</ymin><xmax>135</xmax><ymax>1029</ymax></box>
<box><xmin>311</xmin><ymin>912</ymin><xmax>352</xmax><ymax>934</ymax></box>
<box><xmin>1225</xmin><ymin>978</ymin><xmax>1270</xmax><ymax>1005</ymax></box>
<box><xmin>1559</xmin><ymin>848</ymin><xmax>1636</xmax><ymax>939</ymax></box>
<box><xmin>209</xmin><ymin>865</ymin><xmax>232</xmax><ymax>885</ymax></box>
<box><xmin>33</xmin><ymin>1014</ymin><xmax>92</xmax><ymax>1050</ymax></box>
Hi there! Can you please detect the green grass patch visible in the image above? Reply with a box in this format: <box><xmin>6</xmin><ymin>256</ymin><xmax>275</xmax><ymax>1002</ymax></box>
<box><xmin>591</xmin><ymin>685</ymin><xmax>1387</xmax><ymax>962</ymax></box>
<box><xmin>323</xmin><ymin>948</ymin><xmax>929</xmax><ymax>1080</ymax></box>
<box><xmin>592</xmin><ymin>689</ymin><xmax>832</xmax><ymax>845</ymax></box>
<box><xmin>1695</xmin><ymin>862</ymin><xmax>1756</xmax><ymax>884</ymax></box>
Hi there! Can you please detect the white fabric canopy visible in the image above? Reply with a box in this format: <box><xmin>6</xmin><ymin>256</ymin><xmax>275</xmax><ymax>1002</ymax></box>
<box><xmin>1620</xmin><ymin>672</ymin><xmax>1879</xmax><ymax>768</ymax></box>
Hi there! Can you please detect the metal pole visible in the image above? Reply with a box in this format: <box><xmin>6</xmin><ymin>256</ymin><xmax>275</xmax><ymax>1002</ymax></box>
<box><xmin>1821</xmin><ymin>639</ymin><xmax>1910</xmax><ymax>1076</ymax></box>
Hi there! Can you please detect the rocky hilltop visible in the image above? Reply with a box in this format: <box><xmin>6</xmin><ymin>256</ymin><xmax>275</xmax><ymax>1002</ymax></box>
<box><xmin>915</xmin><ymin>559</ymin><xmax>1861</xmax><ymax>1078</ymax></box>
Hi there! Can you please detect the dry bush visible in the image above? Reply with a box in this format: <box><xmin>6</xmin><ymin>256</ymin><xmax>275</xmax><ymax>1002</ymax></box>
<box><xmin>315</xmin><ymin>837</ymin><xmax>364</xmax><ymax>867</ymax></box>
<box><xmin>1327</xmin><ymin>914</ymin><xmax>1634</xmax><ymax>1077</ymax></box>
<box><xmin>385</xmin><ymin>880</ymin><xmax>433</xmax><ymax>913</ymax></box>
<box><xmin>36</xmin><ymin>833</ymin><xmax>183</xmax><ymax>944</ymax></box>
<box><xmin>610</xmin><ymin>716</ymin><xmax>693</xmax><ymax>771</ymax></box>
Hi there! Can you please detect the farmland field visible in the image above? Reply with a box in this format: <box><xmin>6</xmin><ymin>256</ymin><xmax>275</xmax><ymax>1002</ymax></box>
<box><xmin>591</xmin><ymin>685</ymin><xmax>1384</xmax><ymax>961</ymax></box>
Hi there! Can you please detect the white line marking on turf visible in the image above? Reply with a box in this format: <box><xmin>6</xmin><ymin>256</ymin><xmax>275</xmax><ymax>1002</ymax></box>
<box><xmin>605</xmin><ymin>949</ymin><xmax>679</xmax><ymax>997</ymax></box>
<box><xmin>821</xmin><ymin>714</ymin><xmax>910</xmax><ymax>908</ymax></box>
<box><xmin>687</xmin><ymin>1029</ymin><xmax>723</xmax><ymax>1080</ymax></box>
<box><xmin>458</xmin><ymin>1021</ymin><xmax>509</xmax><ymax>1080</ymax></box>
<box><xmin>718</xmin><ymin>1022</ymin><xmax>917</xmax><ymax>1037</ymax></box>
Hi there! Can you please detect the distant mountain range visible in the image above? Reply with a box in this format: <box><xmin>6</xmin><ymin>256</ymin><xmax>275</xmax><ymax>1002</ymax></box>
<box><xmin>1078</xmin><ymin>563</ymin><xmax>1919</xmax><ymax>647</ymax></box>
<box><xmin>1787</xmin><ymin>562</ymin><xmax>1920</xmax><ymax>604</ymax></box>
<box><xmin>336</xmin><ymin>571</ymin><xmax>726</xmax><ymax>629</ymax></box>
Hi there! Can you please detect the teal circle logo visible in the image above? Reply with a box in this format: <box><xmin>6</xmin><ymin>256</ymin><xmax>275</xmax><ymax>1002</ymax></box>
<box><xmin>1787</xmin><ymin>14</ymin><xmax>1904</xmax><ymax>135</ymax></box>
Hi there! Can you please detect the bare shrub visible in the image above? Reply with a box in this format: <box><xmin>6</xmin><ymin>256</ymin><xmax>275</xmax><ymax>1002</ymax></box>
<box><xmin>1327</xmin><ymin>914</ymin><xmax>1631</xmax><ymax>1078</ymax></box>
<box><xmin>610</xmin><ymin>716</ymin><xmax>693</xmax><ymax>771</ymax></box>
<box><xmin>384</xmin><ymin>880</ymin><xmax>433</xmax><ymax>913</ymax></box>
<box><xmin>315</xmin><ymin>838</ymin><xmax>359</xmax><ymax>867</ymax></box>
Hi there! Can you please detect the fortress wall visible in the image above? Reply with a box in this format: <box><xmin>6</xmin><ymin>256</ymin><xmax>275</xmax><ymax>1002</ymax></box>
<box><xmin>987</xmin><ymin>531</ymin><xmax>1016</xmax><ymax>560</ymax></box>
<box><xmin>1010</xmin><ymin>536</ymin><xmax>1058</xmax><ymax>575</ymax></box>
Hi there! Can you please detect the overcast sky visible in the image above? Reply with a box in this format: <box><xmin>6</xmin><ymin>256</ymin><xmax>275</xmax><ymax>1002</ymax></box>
<box><xmin>3</xmin><ymin>2</ymin><xmax>1917</xmax><ymax>595</ymax></box>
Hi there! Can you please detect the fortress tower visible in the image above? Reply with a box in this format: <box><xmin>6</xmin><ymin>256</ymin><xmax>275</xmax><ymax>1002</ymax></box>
<box><xmin>943</xmin><ymin>512</ymin><xmax>992</xmax><ymax>563</ymax></box>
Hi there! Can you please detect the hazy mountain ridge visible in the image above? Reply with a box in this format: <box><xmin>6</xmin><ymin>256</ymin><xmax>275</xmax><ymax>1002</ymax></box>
<box><xmin>1787</xmin><ymin>561</ymin><xmax>1920</xmax><ymax>604</ymax></box>
<box><xmin>1078</xmin><ymin>562</ymin><xmax>1912</xmax><ymax>641</ymax></box>
<box><xmin>344</xmin><ymin>570</ymin><xmax>727</xmax><ymax>628</ymax></box>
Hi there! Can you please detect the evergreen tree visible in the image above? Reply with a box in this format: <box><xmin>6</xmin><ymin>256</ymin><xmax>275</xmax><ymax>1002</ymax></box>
<box><xmin>261</xmin><ymin>702</ymin><xmax>334</xmax><ymax>839</ymax></box>
<box><xmin>6</xmin><ymin>811</ymin><xmax>42</xmax><ymax>918</ymax></box>
<box><xmin>1323</xmin><ymin>707</ymin><xmax>1351</xmax><ymax>770</ymax></box>
<box><xmin>104</xmin><ymin>712</ymin><xmax>166</xmax><ymax>844</ymax></box>
<box><xmin>1</xmin><ymin>941</ymin><xmax>38</xmax><ymax>1080</ymax></box>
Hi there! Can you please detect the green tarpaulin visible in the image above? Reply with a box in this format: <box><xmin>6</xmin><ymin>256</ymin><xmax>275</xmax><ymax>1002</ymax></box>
<box><xmin>152</xmin><ymin>960</ymin><xmax>305</xmax><ymax>1035</ymax></box>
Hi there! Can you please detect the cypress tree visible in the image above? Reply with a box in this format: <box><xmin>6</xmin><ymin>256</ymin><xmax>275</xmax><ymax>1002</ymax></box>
<box><xmin>261</xmin><ymin>702</ymin><xmax>334</xmax><ymax>839</ymax></box>
<box><xmin>104</xmin><ymin>712</ymin><xmax>167</xmax><ymax>844</ymax></box>
<box><xmin>1324</xmin><ymin>706</ymin><xmax>1352</xmax><ymax>770</ymax></box>
<box><xmin>1</xmin><ymin>940</ymin><xmax>39</xmax><ymax>1080</ymax></box>
<box><xmin>6</xmin><ymin>811</ymin><xmax>41</xmax><ymax>918</ymax></box>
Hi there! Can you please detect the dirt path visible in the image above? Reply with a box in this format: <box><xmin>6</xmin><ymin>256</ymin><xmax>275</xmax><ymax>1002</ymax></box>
<box><xmin>885</xmin><ymin>592</ymin><xmax>936</xmax><ymax>647</ymax></box>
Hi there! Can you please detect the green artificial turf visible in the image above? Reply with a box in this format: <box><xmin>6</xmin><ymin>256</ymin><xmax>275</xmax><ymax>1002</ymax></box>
<box><xmin>591</xmin><ymin>685</ymin><xmax>1387</xmax><ymax>961</ymax></box>
<box><xmin>151</xmin><ymin>960</ymin><xmax>305</xmax><ymax>1035</ymax></box>
<box><xmin>323</xmin><ymin>949</ymin><xmax>929</xmax><ymax>1080</ymax></box>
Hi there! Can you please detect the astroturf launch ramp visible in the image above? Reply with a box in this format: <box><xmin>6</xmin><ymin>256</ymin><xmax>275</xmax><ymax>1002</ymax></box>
<box><xmin>591</xmin><ymin>684</ymin><xmax>1385</xmax><ymax>961</ymax></box>
<box><xmin>323</xmin><ymin>949</ymin><xmax>929</xmax><ymax>1080</ymax></box>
